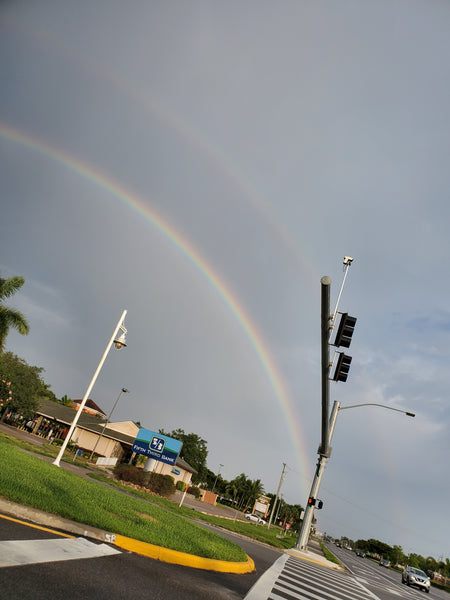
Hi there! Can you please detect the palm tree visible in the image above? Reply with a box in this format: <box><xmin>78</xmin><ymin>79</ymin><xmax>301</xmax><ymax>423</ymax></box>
<box><xmin>0</xmin><ymin>274</ymin><xmax>30</xmax><ymax>353</ymax></box>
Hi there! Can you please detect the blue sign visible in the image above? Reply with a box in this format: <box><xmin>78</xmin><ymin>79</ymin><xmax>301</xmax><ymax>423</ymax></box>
<box><xmin>132</xmin><ymin>429</ymin><xmax>182</xmax><ymax>466</ymax></box>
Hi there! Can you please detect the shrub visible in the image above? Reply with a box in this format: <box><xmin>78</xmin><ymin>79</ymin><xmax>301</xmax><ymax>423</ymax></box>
<box><xmin>114</xmin><ymin>464</ymin><xmax>176</xmax><ymax>497</ymax></box>
<box><xmin>176</xmin><ymin>480</ymin><xmax>186</xmax><ymax>492</ymax></box>
<box><xmin>187</xmin><ymin>485</ymin><xmax>201</xmax><ymax>499</ymax></box>
<box><xmin>148</xmin><ymin>473</ymin><xmax>175</xmax><ymax>497</ymax></box>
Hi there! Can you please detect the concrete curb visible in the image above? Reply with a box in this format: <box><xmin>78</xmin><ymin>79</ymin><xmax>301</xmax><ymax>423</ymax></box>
<box><xmin>0</xmin><ymin>498</ymin><xmax>255</xmax><ymax>574</ymax></box>
<box><xmin>284</xmin><ymin>547</ymin><xmax>344</xmax><ymax>571</ymax></box>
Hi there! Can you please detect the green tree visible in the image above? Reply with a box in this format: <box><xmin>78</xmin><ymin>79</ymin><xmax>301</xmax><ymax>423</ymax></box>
<box><xmin>159</xmin><ymin>428</ymin><xmax>208</xmax><ymax>484</ymax></box>
<box><xmin>0</xmin><ymin>352</ymin><xmax>47</xmax><ymax>420</ymax></box>
<box><xmin>59</xmin><ymin>394</ymin><xmax>72</xmax><ymax>406</ymax></box>
<box><xmin>0</xmin><ymin>274</ymin><xmax>30</xmax><ymax>353</ymax></box>
<box><xmin>241</xmin><ymin>478</ymin><xmax>264</xmax><ymax>513</ymax></box>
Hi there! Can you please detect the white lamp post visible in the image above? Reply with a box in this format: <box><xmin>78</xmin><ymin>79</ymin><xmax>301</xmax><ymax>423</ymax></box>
<box><xmin>53</xmin><ymin>310</ymin><xmax>128</xmax><ymax>467</ymax></box>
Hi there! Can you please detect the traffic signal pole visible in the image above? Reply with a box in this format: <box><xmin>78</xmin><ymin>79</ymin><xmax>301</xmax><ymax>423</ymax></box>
<box><xmin>297</xmin><ymin>259</ymin><xmax>353</xmax><ymax>551</ymax></box>
<box><xmin>296</xmin><ymin>401</ymin><xmax>340</xmax><ymax>550</ymax></box>
<box><xmin>319</xmin><ymin>276</ymin><xmax>331</xmax><ymax>458</ymax></box>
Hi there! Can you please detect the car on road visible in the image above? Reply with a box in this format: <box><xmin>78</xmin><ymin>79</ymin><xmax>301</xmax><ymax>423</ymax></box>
<box><xmin>379</xmin><ymin>558</ymin><xmax>390</xmax><ymax>568</ymax></box>
<box><xmin>402</xmin><ymin>566</ymin><xmax>431</xmax><ymax>593</ymax></box>
<box><xmin>245</xmin><ymin>513</ymin><xmax>266</xmax><ymax>524</ymax></box>
<box><xmin>355</xmin><ymin>550</ymin><xmax>365</xmax><ymax>558</ymax></box>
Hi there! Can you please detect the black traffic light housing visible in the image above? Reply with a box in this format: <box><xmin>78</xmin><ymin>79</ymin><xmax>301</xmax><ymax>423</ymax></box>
<box><xmin>307</xmin><ymin>497</ymin><xmax>323</xmax><ymax>509</ymax></box>
<box><xmin>334</xmin><ymin>313</ymin><xmax>357</xmax><ymax>348</ymax></box>
<box><xmin>333</xmin><ymin>353</ymin><xmax>352</xmax><ymax>382</ymax></box>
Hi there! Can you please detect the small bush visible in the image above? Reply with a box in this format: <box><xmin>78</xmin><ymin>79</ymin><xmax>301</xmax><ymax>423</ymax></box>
<box><xmin>114</xmin><ymin>464</ymin><xmax>176</xmax><ymax>497</ymax></box>
<box><xmin>187</xmin><ymin>485</ymin><xmax>201</xmax><ymax>498</ymax></box>
<box><xmin>176</xmin><ymin>480</ymin><xmax>186</xmax><ymax>492</ymax></box>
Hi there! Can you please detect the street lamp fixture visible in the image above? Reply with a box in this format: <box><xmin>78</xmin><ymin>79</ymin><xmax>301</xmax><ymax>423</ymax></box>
<box><xmin>114</xmin><ymin>325</ymin><xmax>127</xmax><ymax>349</ymax></box>
<box><xmin>339</xmin><ymin>403</ymin><xmax>415</xmax><ymax>417</ymax></box>
<box><xmin>52</xmin><ymin>310</ymin><xmax>128</xmax><ymax>467</ymax></box>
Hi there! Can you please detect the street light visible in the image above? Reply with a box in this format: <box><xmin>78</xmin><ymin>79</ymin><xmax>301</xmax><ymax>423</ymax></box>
<box><xmin>296</xmin><ymin>400</ymin><xmax>415</xmax><ymax>550</ymax></box>
<box><xmin>213</xmin><ymin>464</ymin><xmax>224</xmax><ymax>493</ymax></box>
<box><xmin>88</xmin><ymin>387</ymin><xmax>130</xmax><ymax>461</ymax></box>
<box><xmin>53</xmin><ymin>310</ymin><xmax>128</xmax><ymax>467</ymax></box>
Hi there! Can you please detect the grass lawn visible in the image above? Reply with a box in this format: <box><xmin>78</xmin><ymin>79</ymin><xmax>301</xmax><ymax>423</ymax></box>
<box><xmin>88</xmin><ymin>473</ymin><xmax>298</xmax><ymax>550</ymax></box>
<box><xmin>0</xmin><ymin>433</ymin><xmax>247</xmax><ymax>562</ymax></box>
<box><xmin>0</xmin><ymin>430</ymin><xmax>298</xmax><ymax>554</ymax></box>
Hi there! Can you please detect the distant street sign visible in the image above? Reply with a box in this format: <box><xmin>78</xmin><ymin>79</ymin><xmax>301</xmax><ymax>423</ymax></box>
<box><xmin>132</xmin><ymin>429</ymin><xmax>182</xmax><ymax>466</ymax></box>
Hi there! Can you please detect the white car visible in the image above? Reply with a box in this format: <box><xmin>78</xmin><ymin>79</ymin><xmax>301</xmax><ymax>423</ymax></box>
<box><xmin>402</xmin><ymin>566</ymin><xmax>431</xmax><ymax>593</ymax></box>
<box><xmin>245</xmin><ymin>513</ymin><xmax>266</xmax><ymax>524</ymax></box>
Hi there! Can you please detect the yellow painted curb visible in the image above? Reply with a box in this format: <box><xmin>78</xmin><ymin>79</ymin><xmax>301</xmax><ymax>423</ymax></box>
<box><xmin>114</xmin><ymin>534</ymin><xmax>255</xmax><ymax>573</ymax></box>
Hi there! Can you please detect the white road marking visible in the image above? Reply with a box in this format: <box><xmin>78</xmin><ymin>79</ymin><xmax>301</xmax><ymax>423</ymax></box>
<box><xmin>0</xmin><ymin>537</ymin><xmax>121</xmax><ymax>567</ymax></box>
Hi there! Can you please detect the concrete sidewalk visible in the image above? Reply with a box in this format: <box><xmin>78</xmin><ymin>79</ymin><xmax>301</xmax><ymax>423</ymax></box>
<box><xmin>285</xmin><ymin>545</ymin><xmax>343</xmax><ymax>570</ymax></box>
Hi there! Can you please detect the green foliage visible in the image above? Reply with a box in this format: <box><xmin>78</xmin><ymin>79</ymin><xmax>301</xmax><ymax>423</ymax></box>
<box><xmin>113</xmin><ymin>464</ymin><xmax>176</xmax><ymax>498</ymax></box>
<box><xmin>319</xmin><ymin>541</ymin><xmax>341</xmax><ymax>565</ymax></box>
<box><xmin>0</xmin><ymin>352</ymin><xmax>49</xmax><ymax>420</ymax></box>
<box><xmin>176</xmin><ymin>480</ymin><xmax>186</xmax><ymax>492</ymax></box>
<box><xmin>187</xmin><ymin>485</ymin><xmax>201</xmax><ymax>498</ymax></box>
<box><xmin>159</xmin><ymin>428</ymin><xmax>208</xmax><ymax>483</ymax></box>
<box><xmin>0</xmin><ymin>273</ymin><xmax>29</xmax><ymax>353</ymax></box>
<box><xmin>0</xmin><ymin>377</ymin><xmax>13</xmax><ymax>413</ymax></box>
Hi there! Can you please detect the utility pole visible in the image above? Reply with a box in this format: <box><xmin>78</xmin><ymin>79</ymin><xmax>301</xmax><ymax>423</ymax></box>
<box><xmin>268</xmin><ymin>463</ymin><xmax>286</xmax><ymax>529</ymax></box>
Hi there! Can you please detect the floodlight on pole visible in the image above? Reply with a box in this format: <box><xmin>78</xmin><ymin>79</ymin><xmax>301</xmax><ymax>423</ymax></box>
<box><xmin>52</xmin><ymin>310</ymin><xmax>128</xmax><ymax>467</ymax></box>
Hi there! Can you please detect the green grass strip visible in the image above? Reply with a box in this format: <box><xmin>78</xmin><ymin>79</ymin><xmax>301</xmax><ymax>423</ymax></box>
<box><xmin>0</xmin><ymin>436</ymin><xmax>247</xmax><ymax>562</ymax></box>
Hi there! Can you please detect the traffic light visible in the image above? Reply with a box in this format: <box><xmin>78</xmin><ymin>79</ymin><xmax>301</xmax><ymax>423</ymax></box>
<box><xmin>334</xmin><ymin>313</ymin><xmax>357</xmax><ymax>348</ymax></box>
<box><xmin>307</xmin><ymin>497</ymin><xmax>316</xmax><ymax>507</ymax></box>
<box><xmin>317</xmin><ymin>500</ymin><xmax>323</xmax><ymax>509</ymax></box>
<box><xmin>333</xmin><ymin>352</ymin><xmax>352</xmax><ymax>382</ymax></box>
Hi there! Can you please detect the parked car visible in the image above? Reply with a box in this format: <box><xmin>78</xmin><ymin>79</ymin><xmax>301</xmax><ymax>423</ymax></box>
<box><xmin>379</xmin><ymin>558</ymin><xmax>390</xmax><ymax>568</ymax></box>
<box><xmin>245</xmin><ymin>513</ymin><xmax>266</xmax><ymax>524</ymax></box>
<box><xmin>355</xmin><ymin>550</ymin><xmax>365</xmax><ymax>558</ymax></box>
<box><xmin>402</xmin><ymin>566</ymin><xmax>431</xmax><ymax>593</ymax></box>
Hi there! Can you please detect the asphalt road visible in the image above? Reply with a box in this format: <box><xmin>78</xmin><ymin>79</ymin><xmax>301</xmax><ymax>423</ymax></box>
<box><xmin>0</xmin><ymin>514</ymin><xmax>282</xmax><ymax>600</ymax></box>
<box><xmin>326</xmin><ymin>543</ymin><xmax>448</xmax><ymax>600</ymax></box>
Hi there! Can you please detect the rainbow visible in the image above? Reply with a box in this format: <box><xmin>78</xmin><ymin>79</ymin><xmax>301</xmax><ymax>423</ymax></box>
<box><xmin>3</xmin><ymin>15</ymin><xmax>317</xmax><ymax>282</ymax></box>
<box><xmin>0</xmin><ymin>122</ymin><xmax>313</xmax><ymax>491</ymax></box>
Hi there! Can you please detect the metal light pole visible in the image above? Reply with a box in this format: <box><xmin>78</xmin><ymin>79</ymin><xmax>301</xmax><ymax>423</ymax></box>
<box><xmin>213</xmin><ymin>463</ymin><xmax>224</xmax><ymax>493</ymax></box>
<box><xmin>297</xmin><ymin>400</ymin><xmax>415</xmax><ymax>549</ymax></box>
<box><xmin>88</xmin><ymin>387</ymin><xmax>130</xmax><ymax>461</ymax></box>
<box><xmin>53</xmin><ymin>310</ymin><xmax>128</xmax><ymax>467</ymax></box>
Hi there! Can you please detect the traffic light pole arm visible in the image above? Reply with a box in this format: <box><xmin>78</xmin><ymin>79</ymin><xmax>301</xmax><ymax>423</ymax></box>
<box><xmin>339</xmin><ymin>403</ymin><xmax>415</xmax><ymax>417</ymax></box>
<box><xmin>296</xmin><ymin>400</ymin><xmax>415</xmax><ymax>550</ymax></box>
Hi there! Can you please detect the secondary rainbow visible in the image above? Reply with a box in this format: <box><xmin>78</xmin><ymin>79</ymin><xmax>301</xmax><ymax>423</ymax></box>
<box><xmin>0</xmin><ymin>122</ymin><xmax>313</xmax><ymax>490</ymax></box>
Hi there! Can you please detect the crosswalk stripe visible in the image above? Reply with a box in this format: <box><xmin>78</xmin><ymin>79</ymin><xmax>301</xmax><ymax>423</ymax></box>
<box><xmin>246</xmin><ymin>554</ymin><xmax>383</xmax><ymax>600</ymax></box>
<box><xmin>0</xmin><ymin>537</ymin><xmax>121</xmax><ymax>567</ymax></box>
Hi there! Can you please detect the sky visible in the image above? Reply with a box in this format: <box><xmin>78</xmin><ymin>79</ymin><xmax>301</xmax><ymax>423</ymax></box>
<box><xmin>1</xmin><ymin>0</ymin><xmax>449</xmax><ymax>561</ymax></box>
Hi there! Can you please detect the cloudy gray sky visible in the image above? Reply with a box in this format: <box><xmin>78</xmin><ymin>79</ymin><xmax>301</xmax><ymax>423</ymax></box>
<box><xmin>1</xmin><ymin>0</ymin><xmax>449</xmax><ymax>560</ymax></box>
